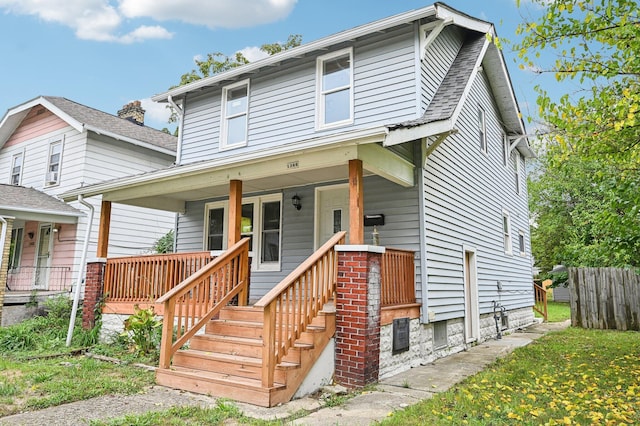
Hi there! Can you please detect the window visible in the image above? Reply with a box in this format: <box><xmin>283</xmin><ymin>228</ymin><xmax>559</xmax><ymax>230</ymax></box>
<box><xmin>11</xmin><ymin>152</ymin><xmax>23</xmax><ymax>185</ymax></box>
<box><xmin>46</xmin><ymin>140</ymin><xmax>62</xmax><ymax>185</ymax></box>
<box><xmin>514</xmin><ymin>152</ymin><xmax>521</xmax><ymax>195</ymax></box>
<box><xmin>8</xmin><ymin>228</ymin><xmax>23</xmax><ymax>270</ymax></box>
<box><xmin>317</xmin><ymin>48</ymin><xmax>353</xmax><ymax>128</ymax></box>
<box><xmin>502</xmin><ymin>133</ymin><xmax>509</xmax><ymax>167</ymax></box>
<box><xmin>478</xmin><ymin>107</ymin><xmax>487</xmax><ymax>154</ymax></box>
<box><xmin>518</xmin><ymin>230</ymin><xmax>526</xmax><ymax>256</ymax></box>
<box><xmin>220</xmin><ymin>80</ymin><xmax>249</xmax><ymax>149</ymax></box>
<box><xmin>205</xmin><ymin>194</ymin><xmax>282</xmax><ymax>270</ymax></box>
<box><xmin>502</xmin><ymin>210</ymin><xmax>512</xmax><ymax>255</ymax></box>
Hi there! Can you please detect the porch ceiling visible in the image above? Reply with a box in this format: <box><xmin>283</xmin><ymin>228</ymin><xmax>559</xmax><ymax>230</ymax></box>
<box><xmin>98</xmin><ymin>143</ymin><xmax>415</xmax><ymax>213</ymax></box>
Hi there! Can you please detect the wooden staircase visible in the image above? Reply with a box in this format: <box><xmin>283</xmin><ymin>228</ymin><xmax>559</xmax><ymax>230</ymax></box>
<box><xmin>156</xmin><ymin>303</ymin><xmax>336</xmax><ymax>407</ymax></box>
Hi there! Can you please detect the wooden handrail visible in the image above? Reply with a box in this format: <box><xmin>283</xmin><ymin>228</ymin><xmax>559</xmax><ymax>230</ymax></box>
<box><xmin>381</xmin><ymin>248</ymin><xmax>416</xmax><ymax>307</ymax></box>
<box><xmin>533</xmin><ymin>282</ymin><xmax>548</xmax><ymax>322</ymax></box>
<box><xmin>255</xmin><ymin>231</ymin><xmax>346</xmax><ymax>388</ymax></box>
<box><xmin>104</xmin><ymin>251</ymin><xmax>215</xmax><ymax>304</ymax></box>
<box><xmin>158</xmin><ymin>239</ymin><xmax>250</xmax><ymax>369</ymax></box>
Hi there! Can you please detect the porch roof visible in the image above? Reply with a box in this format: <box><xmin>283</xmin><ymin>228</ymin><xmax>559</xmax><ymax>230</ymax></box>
<box><xmin>60</xmin><ymin>127</ymin><xmax>415</xmax><ymax>213</ymax></box>
<box><xmin>0</xmin><ymin>184</ymin><xmax>83</xmax><ymax>223</ymax></box>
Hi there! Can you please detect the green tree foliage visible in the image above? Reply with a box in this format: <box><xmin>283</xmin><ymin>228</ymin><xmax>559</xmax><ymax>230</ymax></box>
<box><xmin>152</xmin><ymin>230</ymin><xmax>174</xmax><ymax>254</ymax></box>
<box><xmin>515</xmin><ymin>0</ymin><xmax>640</xmax><ymax>270</ymax></box>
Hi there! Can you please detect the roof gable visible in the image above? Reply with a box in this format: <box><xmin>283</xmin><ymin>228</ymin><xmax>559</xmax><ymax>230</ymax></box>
<box><xmin>0</xmin><ymin>96</ymin><xmax>177</xmax><ymax>154</ymax></box>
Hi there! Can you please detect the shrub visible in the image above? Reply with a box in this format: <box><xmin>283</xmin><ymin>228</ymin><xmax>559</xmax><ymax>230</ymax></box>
<box><xmin>120</xmin><ymin>305</ymin><xmax>162</xmax><ymax>360</ymax></box>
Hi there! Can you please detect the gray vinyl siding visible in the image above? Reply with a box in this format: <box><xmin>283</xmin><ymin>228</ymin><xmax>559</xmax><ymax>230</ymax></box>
<box><xmin>176</xmin><ymin>175</ymin><xmax>422</xmax><ymax>302</ymax></box>
<box><xmin>179</xmin><ymin>26</ymin><xmax>418</xmax><ymax>165</ymax></box>
<box><xmin>423</xmin><ymin>70</ymin><xmax>532</xmax><ymax>321</ymax></box>
<box><xmin>421</xmin><ymin>25</ymin><xmax>464</xmax><ymax>113</ymax></box>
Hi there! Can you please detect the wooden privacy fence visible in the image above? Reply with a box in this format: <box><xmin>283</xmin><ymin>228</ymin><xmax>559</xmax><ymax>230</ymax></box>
<box><xmin>569</xmin><ymin>267</ymin><xmax>640</xmax><ymax>331</ymax></box>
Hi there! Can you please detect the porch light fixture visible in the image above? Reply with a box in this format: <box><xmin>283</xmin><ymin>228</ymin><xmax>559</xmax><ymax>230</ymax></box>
<box><xmin>27</xmin><ymin>232</ymin><xmax>34</xmax><ymax>240</ymax></box>
<box><xmin>291</xmin><ymin>194</ymin><xmax>302</xmax><ymax>210</ymax></box>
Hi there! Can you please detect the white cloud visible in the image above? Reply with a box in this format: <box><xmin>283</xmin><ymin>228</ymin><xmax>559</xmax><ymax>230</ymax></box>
<box><xmin>238</xmin><ymin>46</ymin><xmax>270</xmax><ymax>62</ymax></box>
<box><xmin>140</xmin><ymin>98</ymin><xmax>172</xmax><ymax>125</ymax></box>
<box><xmin>119</xmin><ymin>0</ymin><xmax>297</xmax><ymax>29</ymax></box>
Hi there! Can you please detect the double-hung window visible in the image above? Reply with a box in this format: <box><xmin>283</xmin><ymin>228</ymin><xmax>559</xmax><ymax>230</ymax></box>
<box><xmin>518</xmin><ymin>230</ymin><xmax>526</xmax><ymax>256</ymax></box>
<box><xmin>46</xmin><ymin>140</ymin><xmax>62</xmax><ymax>185</ymax></box>
<box><xmin>317</xmin><ymin>48</ymin><xmax>353</xmax><ymax>129</ymax></box>
<box><xmin>8</xmin><ymin>228</ymin><xmax>23</xmax><ymax>270</ymax></box>
<box><xmin>502</xmin><ymin>210</ymin><xmax>512</xmax><ymax>255</ymax></box>
<box><xmin>220</xmin><ymin>80</ymin><xmax>249</xmax><ymax>150</ymax></box>
<box><xmin>478</xmin><ymin>107</ymin><xmax>487</xmax><ymax>154</ymax></box>
<box><xmin>11</xmin><ymin>152</ymin><xmax>23</xmax><ymax>185</ymax></box>
<box><xmin>205</xmin><ymin>194</ymin><xmax>282</xmax><ymax>270</ymax></box>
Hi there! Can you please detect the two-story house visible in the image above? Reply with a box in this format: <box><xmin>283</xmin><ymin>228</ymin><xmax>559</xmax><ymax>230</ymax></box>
<box><xmin>62</xmin><ymin>3</ymin><xmax>535</xmax><ymax>405</ymax></box>
<box><xmin>0</xmin><ymin>97</ymin><xmax>177</xmax><ymax>325</ymax></box>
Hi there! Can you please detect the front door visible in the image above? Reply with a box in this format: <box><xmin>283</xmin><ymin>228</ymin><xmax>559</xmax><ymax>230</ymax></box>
<box><xmin>34</xmin><ymin>224</ymin><xmax>53</xmax><ymax>289</ymax></box>
<box><xmin>315</xmin><ymin>185</ymin><xmax>349</xmax><ymax>249</ymax></box>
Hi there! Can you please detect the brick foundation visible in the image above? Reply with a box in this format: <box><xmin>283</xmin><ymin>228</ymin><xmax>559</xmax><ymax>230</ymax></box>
<box><xmin>82</xmin><ymin>260</ymin><xmax>106</xmax><ymax>329</ymax></box>
<box><xmin>334</xmin><ymin>245</ymin><xmax>384</xmax><ymax>388</ymax></box>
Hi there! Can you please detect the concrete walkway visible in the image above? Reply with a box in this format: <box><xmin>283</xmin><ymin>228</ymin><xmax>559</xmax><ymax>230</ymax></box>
<box><xmin>0</xmin><ymin>320</ymin><xmax>570</xmax><ymax>426</ymax></box>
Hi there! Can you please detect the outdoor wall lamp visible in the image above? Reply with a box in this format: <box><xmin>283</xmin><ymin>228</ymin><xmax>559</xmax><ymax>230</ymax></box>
<box><xmin>291</xmin><ymin>194</ymin><xmax>302</xmax><ymax>211</ymax></box>
<box><xmin>27</xmin><ymin>232</ymin><xmax>34</xmax><ymax>240</ymax></box>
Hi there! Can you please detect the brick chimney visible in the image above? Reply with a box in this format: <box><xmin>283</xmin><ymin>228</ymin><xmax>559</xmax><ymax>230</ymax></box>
<box><xmin>117</xmin><ymin>100</ymin><xmax>145</xmax><ymax>125</ymax></box>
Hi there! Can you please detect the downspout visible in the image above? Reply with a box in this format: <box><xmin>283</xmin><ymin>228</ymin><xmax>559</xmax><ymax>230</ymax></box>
<box><xmin>167</xmin><ymin>95</ymin><xmax>184</xmax><ymax>165</ymax></box>
<box><xmin>66</xmin><ymin>195</ymin><xmax>95</xmax><ymax>347</ymax></box>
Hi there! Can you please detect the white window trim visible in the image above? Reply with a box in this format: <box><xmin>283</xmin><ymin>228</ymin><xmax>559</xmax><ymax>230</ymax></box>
<box><xmin>502</xmin><ymin>209</ymin><xmax>512</xmax><ymax>255</ymax></box>
<box><xmin>204</xmin><ymin>193</ymin><xmax>282</xmax><ymax>271</ymax></box>
<box><xmin>315</xmin><ymin>47</ymin><xmax>354</xmax><ymax>130</ymax></box>
<box><xmin>478</xmin><ymin>106</ymin><xmax>487</xmax><ymax>155</ymax></box>
<box><xmin>9</xmin><ymin>227</ymin><xmax>24</xmax><ymax>271</ymax></box>
<box><xmin>219</xmin><ymin>79</ymin><xmax>250</xmax><ymax>151</ymax></box>
<box><xmin>514</xmin><ymin>152</ymin><xmax>522</xmax><ymax>195</ymax></box>
<box><xmin>518</xmin><ymin>230</ymin><xmax>526</xmax><ymax>257</ymax></box>
<box><xmin>11</xmin><ymin>151</ymin><xmax>24</xmax><ymax>186</ymax></box>
<box><xmin>45</xmin><ymin>138</ymin><xmax>63</xmax><ymax>187</ymax></box>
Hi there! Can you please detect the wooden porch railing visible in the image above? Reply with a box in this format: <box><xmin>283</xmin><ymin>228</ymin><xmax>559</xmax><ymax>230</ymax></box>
<box><xmin>381</xmin><ymin>248</ymin><xmax>416</xmax><ymax>306</ymax></box>
<box><xmin>533</xmin><ymin>282</ymin><xmax>548</xmax><ymax>322</ymax></box>
<box><xmin>104</xmin><ymin>251</ymin><xmax>215</xmax><ymax>303</ymax></box>
<box><xmin>157</xmin><ymin>239</ymin><xmax>250</xmax><ymax>369</ymax></box>
<box><xmin>254</xmin><ymin>231</ymin><xmax>346</xmax><ymax>388</ymax></box>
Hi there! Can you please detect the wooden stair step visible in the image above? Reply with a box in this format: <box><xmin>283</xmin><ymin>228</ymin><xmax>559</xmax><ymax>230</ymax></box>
<box><xmin>190</xmin><ymin>334</ymin><xmax>313</xmax><ymax>361</ymax></box>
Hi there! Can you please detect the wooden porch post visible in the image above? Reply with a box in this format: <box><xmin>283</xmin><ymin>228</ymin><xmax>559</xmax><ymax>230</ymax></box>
<box><xmin>349</xmin><ymin>159</ymin><xmax>364</xmax><ymax>245</ymax></box>
<box><xmin>97</xmin><ymin>201</ymin><xmax>111</xmax><ymax>258</ymax></box>
<box><xmin>228</xmin><ymin>180</ymin><xmax>242</xmax><ymax>246</ymax></box>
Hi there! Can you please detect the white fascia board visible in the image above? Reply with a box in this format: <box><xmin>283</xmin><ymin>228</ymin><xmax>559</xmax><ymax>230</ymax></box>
<box><xmin>151</xmin><ymin>6</ymin><xmax>438</xmax><ymax>102</ymax></box>
<box><xmin>435</xmin><ymin>4</ymin><xmax>493</xmax><ymax>34</ymax></box>
<box><xmin>384</xmin><ymin>119</ymin><xmax>453</xmax><ymax>146</ymax></box>
<box><xmin>61</xmin><ymin>126</ymin><xmax>389</xmax><ymax>201</ymax></box>
<box><xmin>0</xmin><ymin>206</ymin><xmax>83</xmax><ymax>222</ymax></box>
<box><xmin>84</xmin><ymin>125</ymin><xmax>176</xmax><ymax>156</ymax></box>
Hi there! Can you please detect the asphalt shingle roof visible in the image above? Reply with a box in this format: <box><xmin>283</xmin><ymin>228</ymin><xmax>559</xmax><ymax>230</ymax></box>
<box><xmin>0</xmin><ymin>184</ymin><xmax>83</xmax><ymax>216</ymax></box>
<box><xmin>43</xmin><ymin>96</ymin><xmax>177</xmax><ymax>152</ymax></box>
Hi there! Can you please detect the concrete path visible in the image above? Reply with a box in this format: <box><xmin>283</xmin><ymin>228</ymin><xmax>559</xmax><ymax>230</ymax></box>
<box><xmin>0</xmin><ymin>320</ymin><xmax>570</xmax><ymax>426</ymax></box>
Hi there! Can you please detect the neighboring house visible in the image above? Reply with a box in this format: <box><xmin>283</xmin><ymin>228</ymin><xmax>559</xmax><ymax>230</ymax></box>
<box><xmin>62</xmin><ymin>3</ymin><xmax>535</xmax><ymax>405</ymax></box>
<box><xmin>0</xmin><ymin>97</ymin><xmax>177</xmax><ymax>325</ymax></box>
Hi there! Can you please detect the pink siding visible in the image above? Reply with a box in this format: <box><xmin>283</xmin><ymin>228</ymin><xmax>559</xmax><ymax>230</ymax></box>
<box><xmin>5</xmin><ymin>107</ymin><xmax>69</xmax><ymax>147</ymax></box>
<box><xmin>51</xmin><ymin>224</ymin><xmax>77</xmax><ymax>268</ymax></box>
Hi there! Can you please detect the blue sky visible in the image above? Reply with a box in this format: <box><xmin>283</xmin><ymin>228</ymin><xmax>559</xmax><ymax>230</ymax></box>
<box><xmin>0</xmin><ymin>0</ymin><xmax>554</xmax><ymax>132</ymax></box>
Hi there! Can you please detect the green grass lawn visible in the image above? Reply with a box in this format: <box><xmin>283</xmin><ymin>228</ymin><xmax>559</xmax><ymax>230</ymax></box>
<box><xmin>535</xmin><ymin>301</ymin><xmax>571</xmax><ymax>322</ymax></box>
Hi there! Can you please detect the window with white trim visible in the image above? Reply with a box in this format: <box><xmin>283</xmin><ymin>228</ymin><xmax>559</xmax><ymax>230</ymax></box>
<box><xmin>204</xmin><ymin>194</ymin><xmax>282</xmax><ymax>270</ymax></box>
<box><xmin>316</xmin><ymin>48</ymin><xmax>353</xmax><ymax>129</ymax></box>
<box><xmin>220</xmin><ymin>80</ymin><xmax>249</xmax><ymax>149</ymax></box>
<box><xmin>478</xmin><ymin>106</ymin><xmax>487</xmax><ymax>154</ymax></box>
<box><xmin>46</xmin><ymin>140</ymin><xmax>62</xmax><ymax>186</ymax></box>
<box><xmin>518</xmin><ymin>230</ymin><xmax>526</xmax><ymax>256</ymax></box>
<box><xmin>8</xmin><ymin>228</ymin><xmax>23</xmax><ymax>270</ymax></box>
<box><xmin>502</xmin><ymin>132</ymin><xmax>509</xmax><ymax>167</ymax></box>
<box><xmin>502</xmin><ymin>210</ymin><xmax>512</xmax><ymax>255</ymax></box>
<box><xmin>514</xmin><ymin>152</ymin><xmax>522</xmax><ymax>195</ymax></box>
<box><xmin>11</xmin><ymin>152</ymin><xmax>23</xmax><ymax>185</ymax></box>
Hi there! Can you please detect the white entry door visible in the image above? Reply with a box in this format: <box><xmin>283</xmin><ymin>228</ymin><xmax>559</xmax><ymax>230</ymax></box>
<box><xmin>315</xmin><ymin>185</ymin><xmax>349</xmax><ymax>249</ymax></box>
<box><xmin>34</xmin><ymin>224</ymin><xmax>53</xmax><ymax>289</ymax></box>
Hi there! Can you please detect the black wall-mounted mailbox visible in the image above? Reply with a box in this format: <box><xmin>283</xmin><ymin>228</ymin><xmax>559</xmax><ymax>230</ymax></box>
<box><xmin>364</xmin><ymin>214</ymin><xmax>385</xmax><ymax>226</ymax></box>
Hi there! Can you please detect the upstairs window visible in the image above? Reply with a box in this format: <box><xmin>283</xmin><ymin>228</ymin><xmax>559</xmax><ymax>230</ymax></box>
<box><xmin>502</xmin><ymin>132</ymin><xmax>509</xmax><ymax>167</ymax></box>
<box><xmin>220</xmin><ymin>80</ymin><xmax>249</xmax><ymax>150</ymax></box>
<box><xmin>46</xmin><ymin>140</ymin><xmax>62</xmax><ymax>186</ymax></box>
<box><xmin>478</xmin><ymin>107</ymin><xmax>487</xmax><ymax>154</ymax></box>
<box><xmin>518</xmin><ymin>230</ymin><xmax>526</xmax><ymax>256</ymax></box>
<box><xmin>514</xmin><ymin>152</ymin><xmax>522</xmax><ymax>195</ymax></box>
<box><xmin>11</xmin><ymin>152</ymin><xmax>23</xmax><ymax>185</ymax></box>
<box><xmin>502</xmin><ymin>210</ymin><xmax>512</xmax><ymax>255</ymax></box>
<box><xmin>317</xmin><ymin>48</ymin><xmax>353</xmax><ymax>129</ymax></box>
